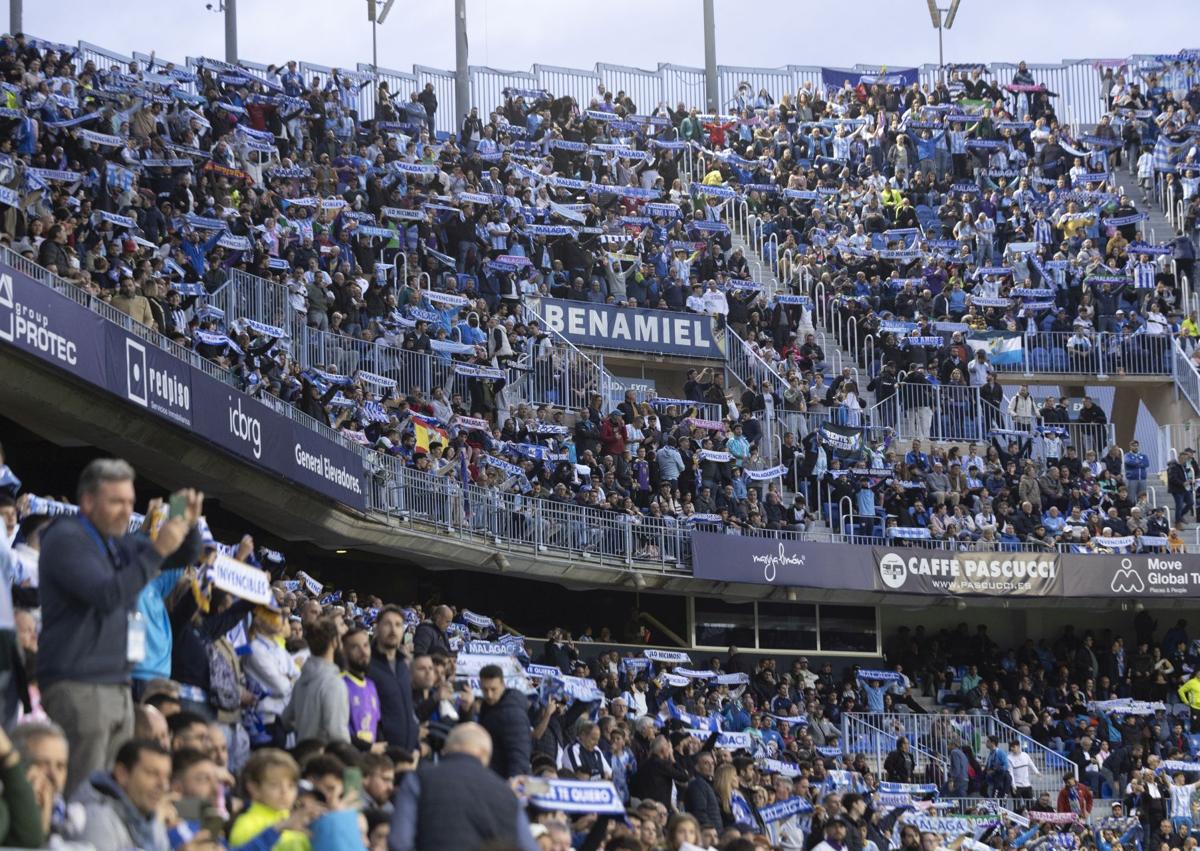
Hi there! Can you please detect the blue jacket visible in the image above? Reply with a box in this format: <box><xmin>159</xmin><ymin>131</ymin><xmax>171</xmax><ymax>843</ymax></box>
<box><xmin>950</xmin><ymin>747</ymin><xmax>970</xmax><ymax>782</ymax></box>
<box><xmin>1124</xmin><ymin>451</ymin><xmax>1149</xmax><ymax>481</ymax></box>
<box><xmin>39</xmin><ymin>517</ymin><xmax>201</xmax><ymax>688</ymax></box>
<box><xmin>133</xmin><ymin>568</ymin><xmax>186</xmax><ymax>682</ymax></box>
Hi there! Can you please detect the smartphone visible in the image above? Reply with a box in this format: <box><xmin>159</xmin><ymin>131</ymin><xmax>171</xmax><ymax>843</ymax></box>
<box><xmin>175</xmin><ymin>796</ymin><xmax>204</xmax><ymax>822</ymax></box>
<box><xmin>168</xmin><ymin>493</ymin><xmax>188</xmax><ymax>519</ymax></box>
<box><xmin>343</xmin><ymin>766</ymin><xmax>363</xmax><ymax>799</ymax></box>
<box><xmin>200</xmin><ymin>806</ymin><xmax>225</xmax><ymax>839</ymax></box>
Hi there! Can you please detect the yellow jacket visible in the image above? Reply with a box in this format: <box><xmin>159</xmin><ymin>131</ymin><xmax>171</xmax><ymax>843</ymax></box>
<box><xmin>1179</xmin><ymin>677</ymin><xmax>1200</xmax><ymax>710</ymax></box>
<box><xmin>229</xmin><ymin>802</ymin><xmax>311</xmax><ymax>851</ymax></box>
<box><xmin>702</xmin><ymin>169</ymin><xmax>725</xmax><ymax>186</ymax></box>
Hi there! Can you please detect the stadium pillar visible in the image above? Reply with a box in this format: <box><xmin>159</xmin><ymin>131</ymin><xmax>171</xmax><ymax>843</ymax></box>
<box><xmin>224</xmin><ymin>0</ymin><xmax>238</xmax><ymax>64</ymax></box>
<box><xmin>702</xmin><ymin>0</ymin><xmax>718</xmax><ymax>113</ymax></box>
<box><xmin>455</xmin><ymin>0</ymin><xmax>470</xmax><ymax>130</ymax></box>
<box><xmin>9</xmin><ymin>0</ymin><xmax>19</xmax><ymax>38</ymax></box>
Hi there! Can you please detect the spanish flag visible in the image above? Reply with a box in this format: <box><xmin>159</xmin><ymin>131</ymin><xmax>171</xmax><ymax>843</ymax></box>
<box><xmin>411</xmin><ymin>414</ymin><xmax>449</xmax><ymax>453</ymax></box>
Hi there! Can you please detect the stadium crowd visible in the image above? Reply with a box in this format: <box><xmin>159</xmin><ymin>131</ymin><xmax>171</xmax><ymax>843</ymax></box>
<box><xmin>3</xmin><ymin>35</ymin><xmax>1200</xmax><ymax>561</ymax></box>
<box><xmin>4</xmin><ymin>28</ymin><xmax>1200</xmax><ymax>850</ymax></box>
<box><xmin>3</xmin><ymin>454</ymin><xmax>1200</xmax><ymax>851</ymax></box>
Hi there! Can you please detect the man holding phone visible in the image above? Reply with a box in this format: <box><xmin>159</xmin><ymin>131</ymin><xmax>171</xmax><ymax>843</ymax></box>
<box><xmin>38</xmin><ymin>459</ymin><xmax>204</xmax><ymax>796</ymax></box>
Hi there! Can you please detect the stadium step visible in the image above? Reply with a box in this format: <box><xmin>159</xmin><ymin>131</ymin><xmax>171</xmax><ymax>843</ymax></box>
<box><xmin>1112</xmin><ymin>159</ymin><xmax>1175</xmax><ymax>245</ymax></box>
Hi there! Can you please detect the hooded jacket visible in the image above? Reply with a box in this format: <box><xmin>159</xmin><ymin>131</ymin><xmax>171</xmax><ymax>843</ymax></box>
<box><xmin>282</xmin><ymin>655</ymin><xmax>350</xmax><ymax>744</ymax></box>
<box><xmin>68</xmin><ymin>771</ymin><xmax>169</xmax><ymax>851</ymax></box>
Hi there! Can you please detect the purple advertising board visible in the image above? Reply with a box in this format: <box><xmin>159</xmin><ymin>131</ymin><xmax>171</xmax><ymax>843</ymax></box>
<box><xmin>691</xmin><ymin>531</ymin><xmax>1200</xmax><ymax>598</ymax></box>
<box><xmin>0</xmin><ymin>262</ymin><xmax>368</xmax><ymax>511</ymax></box>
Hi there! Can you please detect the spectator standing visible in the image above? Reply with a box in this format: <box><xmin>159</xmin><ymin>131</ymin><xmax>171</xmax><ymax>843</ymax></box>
<box><xmin>389</xmin><ymin>723</ymin><xmax>537</xmax><ymax>851</ymax></box>
<box><xmin>417</xmin><ymin>83</ymin><xmax>438</xmax><ymax>135</ymax></box>
<box><xmin>282</xmin><ymin>617</ymin><xmax>350</xmax><ymax>744</ymax></box>
<box><xmin>477</xmin><ymin>664</ymin><xmax>532</xmax><ymax>779</ymax></box>
<box><xmin>412</xmin><ymin>606</ymin><xmax>453</xmax><ymax>656</ymax></box>
<box><xmin>684</xmin><ymin>750</ymin><xmax>723</xmax><ymax>832</ymax></box>
<box><xmin>1008</xmin><ymin>740</ymin><xmax>1039</xmax><ymax>799</ymax></box>
<box><xmin>39</xmin><ymin>460</ymin><xmax>202</xmax><ymax>795</ymax></box>
<box><xmin>1057</xmin><ymin>773</ymin><xmax>1093</xmax><ymax>819</ymax></box>
<box><xmin>884</xmin><ymin>737</ymin><xmax>915</xmax><ymax>783</ymax></box>
<box><xmin>342</xmin><ymin>628</ymin><xmax>382</xmax><ymax>748</ymax></box>
<box><xmin>368</xmin><ymin>606</ymin><xmax>420</xmax><ymax>752</ymax></box>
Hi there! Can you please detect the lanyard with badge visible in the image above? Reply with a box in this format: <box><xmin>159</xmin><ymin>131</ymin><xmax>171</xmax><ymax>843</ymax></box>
<box><xmin>79</xmin><ymin>515</ymin><xmax>146</xmax><ymax>665</ymax></box>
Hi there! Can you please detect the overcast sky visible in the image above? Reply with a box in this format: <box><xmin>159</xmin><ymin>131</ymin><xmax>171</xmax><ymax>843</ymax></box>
<box><xmin>20</xmin><ymin>1</ymin><xmax>1197</xmax><ymax>76</ymax></box>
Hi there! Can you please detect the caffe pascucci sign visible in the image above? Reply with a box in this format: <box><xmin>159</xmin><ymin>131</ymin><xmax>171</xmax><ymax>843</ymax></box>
<box><xmin>690</xmin><ymin>532</ymin><xmax>1200</xmax><ymax>598</ymax></box>
<box><xmin>872</xmin><ymin>549</ymin><xmax>1062</xmax><ymax>596</ymax></box>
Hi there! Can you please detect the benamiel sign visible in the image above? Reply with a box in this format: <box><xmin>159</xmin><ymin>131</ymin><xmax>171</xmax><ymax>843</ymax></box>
<box><xmin>534</xmin><ymin>298</ymin><xmax>726</xmax><ymax>358</ymax></box>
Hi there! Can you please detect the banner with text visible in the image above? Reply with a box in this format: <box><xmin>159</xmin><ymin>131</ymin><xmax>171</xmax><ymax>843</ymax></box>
<box><xmin>534</xmin><ymin>298</ymin><xmax>726</xmax><ymax>359</ymax></box>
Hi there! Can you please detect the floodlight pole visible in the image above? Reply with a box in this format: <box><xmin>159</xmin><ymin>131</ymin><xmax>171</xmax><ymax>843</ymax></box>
<box><xmin>224</xmin><ymin>0</ymin><xmax>238</xmax><ymax>64</ymax></box>
<box><xmin>369</xmin><ymin>0</ymin><xmax>378</xmax><ymax>72</ymax></box>
<box><xmin>703</xmin><ymin>0</ymin><xmax>718</xmax><ymax>113</ymax></box>
<box><xmin>455</xmin><ymin>0</ymin><xmax>470</xmax><ymax>125</ymax></box>
<box><xmin>10</xmin><ymin>0</ymin><xmax>21</xmax><ymax>38</ymax></box>
<box><xmin>937</xmin><ymin>9</ymin><xmax>944</xmax><ymax>79</ymax></box>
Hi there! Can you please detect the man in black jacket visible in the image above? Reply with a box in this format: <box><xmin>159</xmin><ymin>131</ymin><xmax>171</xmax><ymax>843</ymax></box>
<box><xmin>412</xmin><ymin>606</ymin><xmax>453</xmax><ymax>656</ymax></box>
<box><xmin>368</xmin><ymin>606</ymin><xmax>419</xmax><ymax>753</ymax></box>
<box><xmin>477</xmin><ymin>665</ymin><xmax>531</xmax><ymax>779</ymax></box>
<box><xmin>630</xmin><ymin>735</ymin><xmax>689</xmax><ymax>807</ymax></box>
<box><xmin>389</xmin><ymin>722</ymin><xmax>536</xmax><ymax>851</ymax></box>
<box><xmin>683</xmin><ymin>750</ymin><xmax>722</xmax><ymax>831</ymax></box>
<box><xmin>416</xmin><ymin>83</ymin><xmax>437</xmax><ymax>135</ymax></box>
<box><xmin>1167</xmin><ymin>450</ymin><xmax>1195</xmax><ymax>523</ymax></box>
<box><xmin>883</xmin><ymin>737</ymin><xmax>915</xmax><ymax>783</ymax></box>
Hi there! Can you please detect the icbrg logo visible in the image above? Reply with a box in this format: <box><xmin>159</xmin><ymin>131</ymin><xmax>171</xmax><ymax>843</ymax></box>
<box><xmin>878</xmin><ymin>552</ymin><xmax>908</xmax><ymax>589</ymax></box>
<box><xmin>228</xmin><ymin>396</ymin><xmax>262</xmax><ymax>459</ymax></box>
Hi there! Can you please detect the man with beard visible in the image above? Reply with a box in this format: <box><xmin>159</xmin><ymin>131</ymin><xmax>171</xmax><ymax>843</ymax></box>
<box><xmin>342</xmin><ymin>628</ymin><xmax>381</xmax><ymax>749</ymax></box>
<box><xmin>367</xmin><ymin>606</ymin><xmax>419</xmax><ymax>752</ymax></box>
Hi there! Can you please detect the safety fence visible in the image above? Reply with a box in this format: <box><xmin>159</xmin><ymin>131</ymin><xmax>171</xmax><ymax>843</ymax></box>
<box><xmin>846</xmin><ymin>712</ymin><xmax>1075</xmax><ymax>800</ymax></box>
<box><xmin>1175</xmin><ymin>339</ymin><xmax>1200</xmax><ymax>418</ymax></box>
<box><xmin>49</xmin><ymin>33</ymin><xmax>1182</xmax><ymax>143</ymax></box>
<box><xmin>378</xmin><ymin>458</ymin><xmax>693</xmax><ymax>572</ymax></box>
<box><xmin>841</xmin><ymin>713</ymin><xmax>948</xmax><ymax>787</ymax></box>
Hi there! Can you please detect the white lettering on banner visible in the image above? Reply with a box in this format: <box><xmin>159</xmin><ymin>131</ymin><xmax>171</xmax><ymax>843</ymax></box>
<box><xmin>752</xmin><ymin>543</ymin><xmax>807</xmax><ymax>583</ymax></box>
<box><xmin>125</xmin><ymin>338</ymin><xmax>191</xmax><ymax>426</ymax></box>
<box><xmin>0</xmin><ymin>274</ymin><xmax>78</xmax><ymax>365</ymax></box>
<box><xmin>210</xmin><ymin>554</ymin><xmax>272</xmax><ymax>605</ymax></box>
<box><xmin>1107</xmin><ymin>557</ymin><xmax>1199</xmax><ymax>595</ymax></box>
<box><xmin>541</xmin><ymin>301</ymin><xmax>711</xmax><ymax>351</ymax></box>
<box><xmin>293</xmin><ymin>443</ymin><xmax>364</xmax><ymax>495</ymax></box>
<box><xmin>227</xmin><ymin>396</ymin><xmax>263</xmax><ymax>459</ymax></box>
<box><xmin>878</xmin><ymin>550</ymin><xmax>1057</xmax><ymax>593</ymax></box>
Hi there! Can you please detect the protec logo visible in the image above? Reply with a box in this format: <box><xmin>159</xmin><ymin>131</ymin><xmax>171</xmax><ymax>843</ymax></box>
<box><xmin>0</xmin><ymin>272</ymin><xmax>76</xmax><ymax>365</ymax></box>
<box><xmin>228</xmin><ymin>396</ymin><xmax>262</xmax><ymax>459</ymax></box>
<box><xmin>878</xmin><ymin>553</ymin><xmax>908</xmax><ymax>589</ymax></box>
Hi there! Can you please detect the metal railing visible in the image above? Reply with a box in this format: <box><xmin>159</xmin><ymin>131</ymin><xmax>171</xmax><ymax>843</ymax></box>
<box><xmin>214</xmin><ymin>269</ymin><xmax>308</xmax><ymax>344</ymax></box>
<box><xmin>520</xmin><ymin>302</ymin><xmax>614</xmax><ymax>410</ymax></box>
<box><xmin>1175</xmin><ymin>338</ymin><xmax>1200</xmax><ymax>417</ymax></box>
<box><xmin>841</xmin><ymin>713</ymin><xmax>949</xmax><ymax>787</ymax></box>
<box><xmin>728</xmin><ymin>328</ymin><xmax>789</xmax><ymax>401</ymax></box>
<box><xmin>873</xmin><ymin>382</ymin><xmax>983</xmax><ymax>443</ymax></box>
<box><xmin>31</xmin><ymin>34</ymin><xmax>1164</xmax><ymax>167</ymax></box>
<box><xmin>382</xmin><ymin>460</ymin><xmax>692</xmax><ymax>572</ymax></box>
<box><xmin>847</xmin><ymin>712</ymin><xmax>1075</xmax><ymax>799</ymax></box>
<box><xmin>1002</xmin><ymin>330</ymin><xmax>1174</xmax><ymax>377</ymax></box>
